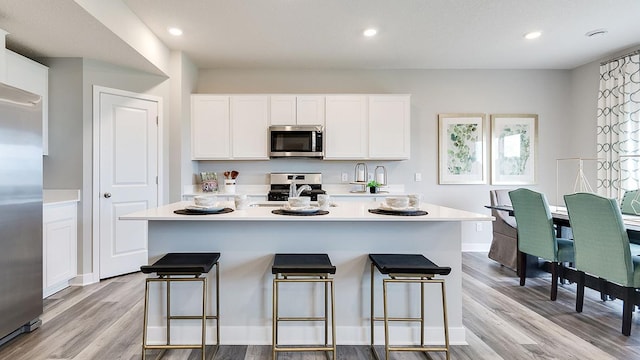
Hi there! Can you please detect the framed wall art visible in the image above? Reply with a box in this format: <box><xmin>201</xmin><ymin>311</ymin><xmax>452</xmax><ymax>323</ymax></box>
<box><xmin>438</xmin><ymin>113</ymin><xmax>487</xmax><ymax>184</ymax></box>
<box><xmin>490</xmin><ymin>114</ymin><xmax>538</xmax><ymax>185</ymax></box>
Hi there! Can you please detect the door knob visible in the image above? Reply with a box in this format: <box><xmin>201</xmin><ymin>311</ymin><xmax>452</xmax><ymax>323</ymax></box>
<box><xmin>103</xmin><ymin>192</ymin><xmax>112</xmax><ymax>198</ymax></box>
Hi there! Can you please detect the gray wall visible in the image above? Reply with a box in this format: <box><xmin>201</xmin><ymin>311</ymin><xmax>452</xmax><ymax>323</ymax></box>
<box><xmin>194</xmin><ymin>68</ymin><xmax>575</xmax><ymax>247</ymax></box>
<box><xmin>44</xmin><ymin>58</ymin><xmax>170</xmax><ymax>276</ymax></box>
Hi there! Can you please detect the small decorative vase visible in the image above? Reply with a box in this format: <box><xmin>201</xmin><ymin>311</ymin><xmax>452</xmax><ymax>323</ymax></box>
<box><xmin>369</xmin><ymin>186</ymin><xmax>378</xmax><ymax>194</ymax></box>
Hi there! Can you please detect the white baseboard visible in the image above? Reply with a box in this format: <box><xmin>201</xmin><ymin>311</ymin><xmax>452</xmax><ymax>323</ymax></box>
<box><xmin>146</xmin><ymin>325</ymin><xmax>467</xmax><ymax>346</ymax></box>
<box><xmin>461</xmin><ymin>243</ymin><xmax>490</xmax><ymax>252</ymax></box>
<box><xmin>70</xmin><ymin>272</ymin><xmax>99</xmax><ymax>287</ymax></box>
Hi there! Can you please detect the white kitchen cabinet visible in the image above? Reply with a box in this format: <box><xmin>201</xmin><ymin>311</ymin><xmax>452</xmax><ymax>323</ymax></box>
<box><xmin>5</xmin><ymin>50</ymin><xmax>49</xmax><ymax>155</ymax></box>
<box><xmin>324</xmin><ymin>95</ymin><xmax>368</xmax><ymax>159</ymax></box>
<box><xmin>270</xmin><ymin>95</ymin><xmax>296</xmax><ymax>125</ymax></box>
<box><xmin>231</xmin><ymin>96</ymin><xmax>269</xmax><ymax>159</ymax></box>
<box><xmin>192</xmin><ymin>93</ymin><xmax>409</xmax><ymax>160</ymax></box>
<box><xmin>191</xmin><ymin>95</ymin><xmax>268</xmax><ymax>160</ymax></box>
<box><xmin>191</xmin><ymin>95</ymin><xmax>230</xmax><ymax>159</ymax></box>
<box><xmin>43</xmin><ymin>202</ymin><xmax>77</xmax><ymax>298</ymax></box>
<box><xmin>368</xmin><ymin>95</ymin><xmax>411</xmax><ymax>159</ymax></box>
<box><xmin>270</xmin><ymin>95</ymin><xmax>325</xmax><ymax>126</ymax></box>
<box><xmin>296</xmin><ymin>96</ymin><xmax>325</xmax><ymax>126</ymax></box>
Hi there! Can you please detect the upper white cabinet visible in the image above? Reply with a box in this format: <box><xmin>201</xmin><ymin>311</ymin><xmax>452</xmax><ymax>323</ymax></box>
<box><xmin>368</xmin><ymin>95</ymin><xmax>411</xmax><ymax>159</ymax></box>
<box><xmin>191</xmin><ymin>95</ymin><xmax>269</xmax><ymax>160</ymax></box>
<box><xmin>324</xmin><ymin>94</ymin><xmax>410</xmax><ymax>160</ymax></box>
<box><xmin>270</xmin><ymin>95</ymin><xmax>296</xmax><ymax>125</ymax></box>
<box><xmin>296</xmin><ymin>96</ymin><xmax>325</xmax><ymax>125</ymax></box>
<box><xmin>231</xmin><ymin>96</ymin><xmax>269</xmax><ymax>159</ymax></box>
<box><xmin>191</xmin><ymin>95</ymin><xmax>230</xmax><ymax>159</ymax></box>
<box><xmin>192</xmin><ymin>93</ymin><xmax>410</xmax><ymax>161</ymax></box>
<box><xmin>5</xmin><ymin>50</ymin><xmax>49</xmax><ymax>154</ymax></box>
<box><xmin>270</xmin><ymin>95</ymin><xmax>325</xmax><ymax>126</ymax></box>
<box><xmin>324</xmin><ymin>95</ymin><xmax>368</xmax><ymax>159</ymax></box>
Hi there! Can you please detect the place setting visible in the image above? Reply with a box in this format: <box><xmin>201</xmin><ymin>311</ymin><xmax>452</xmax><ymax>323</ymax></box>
<box><xmin>174</xmin><ymin>195</ymin><xmax>234</xmax><ymax>215</ymax></box>
<box><xmin>368</xmin><ymin>195</ymin><xmax>428</xmax><ymax>216</ymax></box>
<box><xmin>272</xmin><ymin>195</ymin><xmax>330</xmax><ymax>216</ymax></box>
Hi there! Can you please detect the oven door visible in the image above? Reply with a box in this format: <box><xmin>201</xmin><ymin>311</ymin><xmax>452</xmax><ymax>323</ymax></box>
<box><xmin>269</xmin><ymin>125</ymin><xmax>323</xmax><ymax>158</ymax></box>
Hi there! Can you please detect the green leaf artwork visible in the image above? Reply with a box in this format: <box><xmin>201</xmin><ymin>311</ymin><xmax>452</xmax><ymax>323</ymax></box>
<box><xmin>446</xmin><ymin>123</ymin><xmax>478</xmax><ymax>175</ymax></box>
<box><xmin>498</xmin><ymin>124</ymin><xmax>530</xmax><ymax>175</ymax></box>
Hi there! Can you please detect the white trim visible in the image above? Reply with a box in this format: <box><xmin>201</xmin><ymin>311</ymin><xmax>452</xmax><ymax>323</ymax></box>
<box><xmin>69</xmin><ymin>273</ymin><xmax>99</xmax><ymax>287</ymax></box>
<box><xmin>92</xmin><ymin>86</ymin><xmax>163</xmax><ymax>281</ymax></box>
<box><xmin>462</xmin><ymin>243</ymin><xmax>491</xmax><ymax>252</ymax></box>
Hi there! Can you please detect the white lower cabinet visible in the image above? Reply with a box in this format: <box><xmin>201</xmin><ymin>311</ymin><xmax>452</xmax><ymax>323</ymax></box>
<box><xmin>43</xmin><ymin>202</ymin><xmax>77</xmax><ymax>298</ymax></box>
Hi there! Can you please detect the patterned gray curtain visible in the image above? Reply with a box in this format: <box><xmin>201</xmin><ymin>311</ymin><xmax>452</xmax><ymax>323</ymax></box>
<box><xmin>596</xmin><ymin>53</ymin><xmax>640</xmax><ymax>199</ymax></box>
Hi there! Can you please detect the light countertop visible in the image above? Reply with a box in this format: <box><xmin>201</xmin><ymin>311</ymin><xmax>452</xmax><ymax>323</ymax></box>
<box><xmin>121</xmin><ymin>200</ymin><xmax>493</xmax><ymax>222</ymax></box>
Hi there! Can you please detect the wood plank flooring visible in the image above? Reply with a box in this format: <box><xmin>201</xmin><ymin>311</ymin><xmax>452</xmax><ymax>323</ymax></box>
<box><xmin>1</xmin><ymin>252</ymin><xmax>639</xmax><ymax>359</ymax></box>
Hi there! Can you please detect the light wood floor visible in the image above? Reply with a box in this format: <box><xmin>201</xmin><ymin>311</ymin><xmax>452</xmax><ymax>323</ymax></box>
<box><xmin>1</xmin><ymin>252</ymin><xmax>639</xmax><ymax>359</ymax></box>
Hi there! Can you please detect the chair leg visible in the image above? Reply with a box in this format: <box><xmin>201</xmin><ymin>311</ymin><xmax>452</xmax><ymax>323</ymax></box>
<box><xmin>622</xmin><ymin>287</ymin><xmax>634</xmax><ymax>336</ymax></box>
<box><xmin>576</xmin><ymin>271</ymin><xmax>585</xmax><ymax>313</ymax></box>
<box><xmin>518</xmin><ymin>251</ymin><xmax>527</xmax><ymax>286</ymax></box>
<box><xmin>550</xmin><ymin>262</ymin><xmax>558</xmax><ymax>301</ymax></box>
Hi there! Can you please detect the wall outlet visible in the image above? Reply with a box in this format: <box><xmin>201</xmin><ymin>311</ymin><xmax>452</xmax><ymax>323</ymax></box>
<box><xmin>415</xmin><ymin>173</ymin><xmax>422</xmax><ymax>182</ymax></box>
<box><xmin>341</xmin><ymin>172</ymin><xmax>349</xmax><ymax>182</ymax></box>
<box><xmin>476</xmin><ymin>222</ymin><xmax>483</xmax><ymax>232</ymax></box>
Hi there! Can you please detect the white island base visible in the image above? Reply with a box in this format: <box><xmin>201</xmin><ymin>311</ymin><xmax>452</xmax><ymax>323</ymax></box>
<box><xmin>123</xmin><ymin>201</ymin><xmax>493</xmax><ymax>346</ymax></box>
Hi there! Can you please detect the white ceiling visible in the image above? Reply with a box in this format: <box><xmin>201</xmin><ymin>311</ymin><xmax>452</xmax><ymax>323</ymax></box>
<box><xmin>1</xmin><ymin>0</ymin><xmax>639</xmax><ymax>73</ymax></box>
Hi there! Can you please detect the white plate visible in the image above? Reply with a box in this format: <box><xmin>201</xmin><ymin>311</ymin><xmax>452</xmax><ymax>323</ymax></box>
<box><xmin>378</xmin><ymin>204</ymin><xmax>420</xmax><ymax>213</ymax></box>
<box><xmin>186</xmin><ymin>205</ymin><xmax>226</xmax><ymax>213</ymax></box>
<box><xmin>281</xmin><ymin>205</ymin><xmax>320</xmax><ymax>213</ymax></box>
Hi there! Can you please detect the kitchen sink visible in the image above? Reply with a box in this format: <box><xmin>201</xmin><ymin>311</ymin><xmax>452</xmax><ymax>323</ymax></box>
<box><xmin>250</xmin><ymin>203</ymin><xmax>283</xmax><ymax>207</ymax></box>
<box><xmin>250</xmin><ymin>202</ymin><xmax>336</xmax><ymax>208</ymax></box>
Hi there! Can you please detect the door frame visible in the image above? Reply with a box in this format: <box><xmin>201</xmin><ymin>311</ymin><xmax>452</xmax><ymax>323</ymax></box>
<box><xmin>91</xmin><ymin>85</ymin><xmax>163</xmax><ymax>283</ymax></box>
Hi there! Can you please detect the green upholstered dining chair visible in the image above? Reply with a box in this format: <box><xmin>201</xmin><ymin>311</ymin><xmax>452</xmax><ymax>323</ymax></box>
<box><xmin>618</xmin><ymin>190</ymin><xmax>640</xmax><ymax>257</ymax></box>
<box><xmin>620</xmin><ymin>189</ymin><xmax>640</xmax><ymax>215</ymax></box>
<box><xmin>509</xmin><ymin>188</ymin><xmax>574</xmax><ymax>301</ymax></box>
<box><xmin>564</xmin><ymin>192</ymin><xmax>640</xmax><ymax>336</ymax></box>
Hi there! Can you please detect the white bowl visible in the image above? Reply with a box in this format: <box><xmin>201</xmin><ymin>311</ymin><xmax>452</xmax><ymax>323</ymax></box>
<box><xmin>288</xmin><ymin>196</ymin><xmax>311</xmax><ymax>208</ymax></box>
<box><xmin>194</xmin><ymin>195</ymin><xmax>217</xmax><ymax>207</ymax></box>
<box><xmin>385</xmin><ymin>196</ymin><xmax>409</xmax><ymax>209</ymax></box>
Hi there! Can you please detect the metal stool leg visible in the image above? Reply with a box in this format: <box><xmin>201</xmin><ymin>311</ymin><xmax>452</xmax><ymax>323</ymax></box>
<box><xmin>272</xmin><ymin>274</ymin><xmax>278</xmax><ymax>360</ymax></box>
<box><xmin>441</xmin><ymin>280</ymin><xmax>450</xmax><ymax>360</ymax></box>
<box><xmin>142</xmin><ymin>278</ymin><xmax>150</xmax><ymax>360</ymax></box>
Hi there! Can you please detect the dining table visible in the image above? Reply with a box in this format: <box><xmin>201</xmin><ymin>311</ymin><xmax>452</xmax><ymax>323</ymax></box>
<box><xmin>486</xmin><ymin>203</ymin><xmax>640</xmax><ymax>305</ymax></box>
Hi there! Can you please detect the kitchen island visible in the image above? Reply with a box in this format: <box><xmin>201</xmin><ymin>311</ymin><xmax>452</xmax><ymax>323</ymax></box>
<box><xmin>121</xmin><ymin>201</ymin><xmax>492</xmax><ymax>346</ymax></box>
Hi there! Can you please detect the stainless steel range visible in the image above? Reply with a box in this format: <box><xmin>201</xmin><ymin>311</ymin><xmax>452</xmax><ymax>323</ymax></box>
<box><xmin>268</xmin><ymin>173</ymin><xmax>326</xmax><ymax>201</ymax></box>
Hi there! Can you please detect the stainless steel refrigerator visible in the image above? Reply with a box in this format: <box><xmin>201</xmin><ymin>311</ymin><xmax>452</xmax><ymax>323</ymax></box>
<box><xmin>0</xmin><ymin>82</ymin><xmax>43</xmax><ymax>346</ymax></box>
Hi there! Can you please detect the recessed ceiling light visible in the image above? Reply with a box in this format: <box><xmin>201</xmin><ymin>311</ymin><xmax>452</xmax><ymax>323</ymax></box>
<box><xmin>524</xmin><ymin>31</ymin><xmax>542</xmax><ymax>40</ymax></box>
<box><xmin>168</xmin><ymin>27</ymin><xmax>183</xmax><ymax>36</ymax></box>
<box><xmin>585</xmin><ymin>29</ymin><xmax>608</xmax><ymax>38</ymax></box>
<box><xmin>363</xmin><ymin>28</ymin><xmax>378</xmax><ymax>37</ymax></box>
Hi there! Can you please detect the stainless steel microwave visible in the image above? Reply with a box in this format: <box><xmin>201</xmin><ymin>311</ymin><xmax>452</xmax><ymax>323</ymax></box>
<box><xmin>268</xmin><ymin>125</ymin><xmax>324</xmax><ymax>158</ymax></box>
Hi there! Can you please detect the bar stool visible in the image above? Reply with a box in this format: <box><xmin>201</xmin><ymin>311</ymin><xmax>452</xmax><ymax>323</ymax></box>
<box><xmin>369</xmin><ymin>253</ymin><xmax>451</xmax><ymax>360</ymax></box>
<box><xmin>140</xmin><ymin>252</ymin><xmax>220</xmax><ymax>360</ymax></box>
<box><xmin>271</xmin><ymin>253</ymin><xmax>336</xmax><ymax>359</ymax></box>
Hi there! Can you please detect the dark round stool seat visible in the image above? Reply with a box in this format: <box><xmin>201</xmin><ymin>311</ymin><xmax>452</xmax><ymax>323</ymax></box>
<box><xmin>140</xmin><ymin>252</ymin><xmax>220</xmax><ymax>275</ymax></box>
<box><xmin>369</xmin><ymin>254</ymin><xmax>451</xmax><ymax>276</ymax></box>
<box><xmin>272</xmin><ymin>253</ymin><xmax>336</xmax><ymax>274</ymax></box>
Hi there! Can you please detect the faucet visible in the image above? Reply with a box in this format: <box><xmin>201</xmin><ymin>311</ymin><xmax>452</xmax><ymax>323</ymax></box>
<box><xmin>289</xmin><ymin>182</ymin><xmax>311</xmax><ymax>198</ymax></box>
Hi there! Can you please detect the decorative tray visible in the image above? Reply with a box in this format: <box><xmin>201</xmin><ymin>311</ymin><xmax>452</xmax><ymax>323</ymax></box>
<box><xmin>368</xmin><ymin>208</ymin><xmax>428</xmax><ymax>216</ymax></box>
<box><xmin>174</xmin><ymin>207</ymin><xmax>234</xmax><ymax>215</ymax></box>
<box><xmin>272</xmin><ymin>209</ymin><xmax>329</xmax><ymax>216</ymax></box>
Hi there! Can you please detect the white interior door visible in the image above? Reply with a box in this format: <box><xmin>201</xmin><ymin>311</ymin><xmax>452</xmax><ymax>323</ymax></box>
<box><xmin>99</xmin><ymin>92</ymin><xmax>158</xmax><ymax>279</ymax></box>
